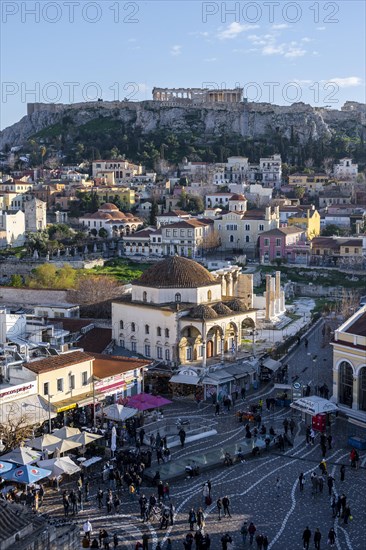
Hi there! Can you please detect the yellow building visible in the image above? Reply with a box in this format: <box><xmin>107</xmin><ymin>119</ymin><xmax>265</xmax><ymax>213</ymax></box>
<box><xmin>288</xmin><ymin>207</ymin><xmax>320</xmax><ymax>239</ymax></box>
<box><xmin>23</xmin><ymin>351</ymin><xmax>95</xmax><ymax>414</ymax></box>
<box><xmin>78</xmin><ymin>186</ymin><xmax>136</xmax><ymax>209</ymax></box>
<box><xmin>331</xmin><ymin>305</ymin><xmax>366</xmax><ymax>425</ymax></box>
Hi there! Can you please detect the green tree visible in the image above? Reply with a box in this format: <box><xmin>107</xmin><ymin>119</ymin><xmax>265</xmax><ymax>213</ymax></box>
<box><xmin>90</xmin><ymin>228</ymin><xmax>98</xmax><ymax>237</ymax></box>
<box><xmin>10</xmin><ymin>274</ymin><xmax>23</xmax><ymax>287</ymax></box>
<box><xmin>149</xmin><ymin>201</ymin><xmax>159</xmax><ymax>226</ymax></box>
<box><xmin>294</xmin><ymin>186</ymin><xmax>306</xmax><ymax>199</ymax></box>
<box><xmin>98</xmin><ymin>227</ymin><xmax>108</xmax><ymax>239</ymax></box>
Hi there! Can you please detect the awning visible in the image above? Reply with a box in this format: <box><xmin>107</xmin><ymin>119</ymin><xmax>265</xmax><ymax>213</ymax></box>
<box><xmin>53</xmin><ymin>391</ymin><xmax>94</xmax><ymax>413</ymax></box>
<box><xmin>291</xmin><ymin>396</ymin><xmax>339</xmax><ymax>415</ymax></box>
<box><xmin>0</xmin><ymin>395</ymin><xmax>56</xmax><ymax>426</ymax></box>
<box><xmin>169</xmin><ymin>374</ymin><xmax>201</xmax><ymax>386</ymax></box>
<box><xmin>262</xmin><ymin>358</ymin><xmax>282</xmax><ymax>372</ymax></box>
<box><xmin>96</xmin><ymin>379</ymin><xmax>126</xmax><ymax>396</ymax></box>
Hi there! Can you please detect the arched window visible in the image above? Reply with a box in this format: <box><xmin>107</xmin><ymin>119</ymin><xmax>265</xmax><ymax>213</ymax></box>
<box><xmin>229</xmin><ymin>235</ymin><xmax>234</xmax><ymax>243</ymax></box>
<box><xmin>145</xmin><ymin>324</ymin><xmax>149</xmax><ymax>335</ymax></box>
<box><xmin>175</xmin><ymin>293</ymin><xmax>181</xmax><ymax>303</ymax></box>
<box><xmin>131</xmin><ymin>322</ymin><xmax>136</xmax><ymax>332</ymax></box>
<box><xmin>207</xmin><ymin>290</ymin><xmax>212</xmax><ymax>301</ymax></box>
<box><xmin>157</xmin><ymin>327</ymin><xmax>162</xmax><ymax>337</ymax></box>
<box><xmin>165</xmin><ymin>328</ymin><xmax>170</xmax><ymax>338</ymax></box>
<box><xmin>143</xmin><ymin>291</ymin><xmax>147</xmax><ymax>302</ymax></box>
<box><xmin>246</xmin><ymin>236</ymin><xmax>250</xmax><ymax>243</ymax></box>
<box><xmin>339</xmin><ymin>361</ymin><xmax>353</xmax><ymax>407</ymax></box>
<box><xmin>245</xmin><ymin>224</ymin><xmax>250</xmax><ymax>231</ymax></box>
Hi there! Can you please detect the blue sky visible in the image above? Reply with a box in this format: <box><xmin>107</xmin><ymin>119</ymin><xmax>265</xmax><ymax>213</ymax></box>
<box><xmin>1</xmin><ymin>0</ymin><xmax>365</xmax><ymax>129</ymax></box>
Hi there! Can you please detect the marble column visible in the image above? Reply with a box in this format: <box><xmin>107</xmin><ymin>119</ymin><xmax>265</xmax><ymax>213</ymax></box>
<box><xmin>265</xmin><ymin>274</ymin><xmax>271</xmax><ymax>321</ymax></box>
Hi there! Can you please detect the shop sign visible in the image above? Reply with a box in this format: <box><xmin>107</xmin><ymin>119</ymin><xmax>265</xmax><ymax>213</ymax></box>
<box><xmin>0</xmin><ymin>381</ymin><xmax>37</xmax><ymax>404</ymax></box>
<box><xmin>57</xmin><ymin>403</ymin><xmax>77</xmax><ymax>413</ymax></box>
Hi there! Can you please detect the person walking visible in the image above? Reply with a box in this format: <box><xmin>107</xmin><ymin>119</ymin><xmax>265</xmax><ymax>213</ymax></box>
<box><xmin>328</xmin><ymin>528</ymin><xmax>336</xmax><ymax>547</ymax></box>
<box><xmin>240</xmin><ymin>521</ymin><xmax>248</xmax><ymax>545</ymax></box>
<box><xmin>179</xmin><ymin>428</ymin><xmax>186</xmax><ymax>448</ymax></box>
<box><xmin>289</xmin><ymin>419</ymin><xmax>296</xmax><ymax>436</ymax></box>
<box><xmin>262</xmin><ymin>535</ymin><xmax>269</xmax><ymax>550</ymax></box>
<box><xmin>343</xmin><ymin>504</ymin><xmax>351</xmax><ymax>525</ymax></box>
<box><xmin>221</xmin><ymin>533</ymin><xmax>232</xmax><ymax>550</ymax></box>
<box><xmin>142</xmin><ymin>533</ymin><xmax>149</xmax><ymax>550</ymax></box>
<box><xmin>255</xmin><ymin>534</ymin><xmax>264</xmax><ymax>549</ymax></box>
<box><xmin>188</xmin><ymin>508</ymin><xmax>196</xmax><ymax>531</ymax></box>
<box><xmin>331</xmin><ymin>496</ymin><xmax>337</xmax><ymax>518</ymax></box>
<box><xmin>327</xmin><ymin>475</ymin><xmax>334</xmax><ymax>496</ymax></box>
<box><xmin>83</xmin><ymin>520</ymin><xmax>92</xmax><ymax>541</ymax></box>
<box><xmin>302</xmin><ymin>526</ymin><xmax>311</xmax><ymax>550</ymax></box>
<box><xmin>222</xmin><ymin>495</ymin><xmax>231</xmax><ymax>518</ymax></box>
<box><xmin>340</xmin><ymin>464</ymin><xmax>346</xmax><ymax>481</ymax></box>
<box><xmin>248</xmin><ymin>522</ymin><xmax>256</xmax><ymax>545</ymax></box>
<box><xmin>299</xmin><ymin>472</ymin><xmax>305</xmax><ymax>492</ymax></box>
<box><xmin>314</xmin><ymin>528</ymin><xmax>321</xmax><ymax>550</ymax></box>
<box><xmin>217</xmin><ymin>497</ymin><xmax>222</xmax><ymax>520</ymax></box>
<box><xmin>196</xmin><ymin>507</ymin><xmax>205</xmax><ymax>531</ymax></box>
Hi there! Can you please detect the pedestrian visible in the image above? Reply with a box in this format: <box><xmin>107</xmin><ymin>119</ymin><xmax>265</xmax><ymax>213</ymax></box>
<box><xmin>283</xmin><ymin>419</ymin><xmax>289</xmax><ymax>435</ymax></box>
<box><xmin>222</xmin><ymin>495</ymin><xmax>231</xmax><ymax>518</ymax></box>
<box><xmin>169</xmin><ymin>502</ymin><xmax>175</xmax><ymax>525</ymax></box>
<box><xmin>221</xmin><ymin>533</ymin><xmax>232</xmax><ymax>550</ymax></box>
<box><xmin>196</xmin><ymin>507</ymin><xmax>205</xmax><ymax>531</ymax></box>
<box><xmin>160</xmin><ymin>506</ymin><xmax>170</xmax><ymax>530</ymax></box>
<box><xmin>311</xmin><ymin>472</ymin><xmax>318</xmax><ymax>495</ymax></box>
<box><xmin>310</xmin><ymin>428</ymin><xmax>315</xmax><ymax>445</ymax></box>
<box><xmin>327</xmin><ymin>434</ymin><xmax>332</xmax><ymax>450</ymax></box>
<box><xmin>319</xmin><ymin>459</ymin><xmax>327</xmax><ymax>475</ymax></box>
<box><xmin>83</xmin><ymin>520</ymin><xmax>92</xmax><ymax>541</ymax></box>
<box><xmin>217</xmin><ymin>497</ymin><xmax>222</xmax><ymax>520</ymax></box>
<box><xmin>179</xmin><ymin>428</ymin><xmax>186</xmax><ymax>448</ymax></box>
<box><xmin>328</xmin><ymin>528</ymin><xmax>336</xmax><ymax>547</ymax></box>
<box><xmin>314</xmin><ymin>528</ymin><xmax>321</xmax><ymax>550</ymax></box>
<box><xmin>318</xmin><ymin>474</ymin><xmax>324</xmax><ymax>494</ymax></box>
<box><xmin>166</xmin><ymin>539</ymin><xmax>172</xmax><ymax>550</ymax></box>
<box><xmin>84</xmin><ymin>480</ymin><xmax>90</xmax><ymax>502</ymax></box>
<box><xmin>262</xmin><ymin>535</ymin><xmax>269</xmax><ymax>550</ymax></box>
<box><xmin>248</xmin><ymin>522</ymin><xmax>256</xmax><ymax>545</ymax></box>
<box><xmin>327</xmin><ymin>475</ymin><xmax>334</xmax><ymax>496</ymax></box>
<box><xmin>255</xmin><ymin>534</ymin><xmax>264</xmax><ymax>549</ymax></box>
<box><xmin>331</xmin><ymin>496</ymin><xmax>337</xmax><ymax>518</ymax></box>
<box><xmin>241</xmin><ymin>387</ymin><xmax>246</xmax><ymax>400</ymax></box>
<box><xmin>113</xmin><ymin>533</ymin><xmax>118</xmax><ymax>549</ymax></box>
<box><xmin>275</xmin><ymin>478</ymin><xmax>281</xmax><ymax>498</ymax></box>
<box><xmin>343</xmin><ymin>505</ymin><xmax>351</xmax><ymax>525</ymax></box>
<box><xmin>289</xmin><ymin>418</ymin><xmax>295</xmax><ymax>436</ymax></box>
<box><xmin>62</xmin><ymin>491</ymin><xmax>69</xmax><ymax>517</ymax></box>
<box><xmin>97</xmin><ymin>488</ymin><xmax>103</xmax><ymax>509</ymax></box>
<box><xmin>142</xmin><ymin>533</ymin><xmax>149</xmax><ymax>550</ymax></box>
<box><xmin>241</xmin><ymin>521</ymin><xmax>248</xmax><ymax>545</ymax></box>
<box><xmin>305</xmin><ymin>426</ymin><xmax>311</xmax><ymax>444</ymax></box>
<box><xmin>340</xmin><ymin>464</ymin><xmax>346</xmax><ymax>481</ymax></box>
<box><xmin>302</xmin><ymin>526</ymin><xmax>311</xmax><ymax>550</ymax></box>
<box><xmin>188</xmin><ymin>508</ymin><xmax>196</xmax><ymax>530</ymax></box>
<box><xmin>299</xmin><ymin>472</ymin><xmax>305</xmax><ymax>492</ymax></box>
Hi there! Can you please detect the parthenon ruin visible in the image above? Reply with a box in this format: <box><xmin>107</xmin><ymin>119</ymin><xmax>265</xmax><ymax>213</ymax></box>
<box><xmin>152</xmin><ymin>87</ymin><xmax>243</xmax><ymax>103</ymax></box>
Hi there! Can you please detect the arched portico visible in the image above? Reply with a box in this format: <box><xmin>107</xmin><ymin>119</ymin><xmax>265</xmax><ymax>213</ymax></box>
<box><xmin>178</xmin><ymin>326</ymin><xmax>203</xmax><ymax>363</ymax></box>
<box><xmin>338</xmin><ymin>360</ymin><xmax>354</xmax><ymax>408</ymax></box>
<box><xmin>206</xmin><ymin>325</ymin><xmax>224</xmax><ymax>359</ymax></box>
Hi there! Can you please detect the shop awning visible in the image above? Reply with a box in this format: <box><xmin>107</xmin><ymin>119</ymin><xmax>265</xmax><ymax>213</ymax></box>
<box><xmin>0</xmin><ymin>395</ymin><xmax>56</xmax><ymax>426</ymax></box>
<box><xmin>169</xmin><ymin>374</ymin><xmax>201</xmax><ymax>386</ymax></box>
<box><xmin>291</xmin><ymin>396</ymin><xmax>339</xmax><ymax>415</ymax></box>
<box><xmin>53</xmin><ymin>391</ymin><xmax>95</xmax><ymax>413</ymax></box>
<box><xmin>96</xmin><ymin>379</ymin><xmax>126</xmax><ymax>397</ymax></box>
<box><xmin>262</xmin><ymin>358</ymin><xmax>282</xmax><ymax>372</ymax></box>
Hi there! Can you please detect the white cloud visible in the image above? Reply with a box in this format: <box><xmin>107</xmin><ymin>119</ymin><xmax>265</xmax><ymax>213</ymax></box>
<box><xmin>284</xmin><ymin>46</ymin><xmax>307</xmax><ymax>58</ymax></box>
<box><xmin>218</xmin><ymin>22</ymin><xmax>259</xmax><ymax>40</ymax></box>
<box><xmin>271</xmin><ymin>24</ymin><xmax>289</xmax><ymax>30</ymax></box>
<box><xmin>189</xmin><ymin>31</ymin><xmax>209</xmax><ymax>37</ymax></box>
<box><xmin>317</xmin><ymin>26</ymin><xmax>326</xmax><ymax>31</ymax></box>
<box><xmin>301</xmin><ymin>37</ymin><xmax>312</xmax><ymax>43</ymax></box>
<box><xmin>170</xmin><ymin>45</ymin><xmax>182</xmax><ymax>56</ymax></box>
<box><xmin>328</xmin><ymin>77</ymin><xmax>362</xmax><ymax>88</ymax></box>
<box><xmin>248</xmin><ymin>33</ymin><xmax>307</xmax><ymax>58</ymax></box>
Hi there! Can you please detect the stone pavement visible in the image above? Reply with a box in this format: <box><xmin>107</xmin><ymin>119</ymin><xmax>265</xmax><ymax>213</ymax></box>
<box><xmin>39</xmin><ymin>326</ymin><xmax>365</xmax><ymax>549</ymax></box>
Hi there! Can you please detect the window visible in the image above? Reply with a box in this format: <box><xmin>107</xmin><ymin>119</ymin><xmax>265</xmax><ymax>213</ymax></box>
<box><xmin>186</xmin><ymin>347</ymin><xmax>192</xmax><ymax>360</ymax></box>
<box><xmin>246</xmin><ymin>236</ymin><xmax>250</xmax><ymax>243</ymax></box>
<box><xmin>131</xmin><ymin>341</ymin><xmax>137</xmax><ymax>352</ymax></box>
<box><xmin>264</xmin><ymin>238</ymin><xmax>269</xmax><ymax>246</ymax></box>
<box><xmin>157</xmin><ymin>346</ymin><xmax>163</xmax><ymax>359</ymax></box>
<box><xmin>276</xmin><ymin>251</ymin><xmax>281</xmax><ymax>257</ymax></box>
<box><xmin>43</xmin><ymin>382</ymin><xmax>49</xmax><ymax>396</ymax></box>
<box><xmin>165</xmin><ymin>328</ymin><xmax>170</xmax><ymax>338</ymax></box>
<box><xmin>145</xmin><ymin>324</ymin><xmax>150</xmax><ymax>334</ymax></box>
<box><xmin>173</xmin><ymin>230</ymin><xmax>178</xmax><ymax>237</ymax></box>
<box><xmin>119</xmin><ymin>320</ymin><xmax>124</xmax><ymax>329</ymax></box>
<box><xmin>131</xmin><ymin>322</ymin><xmax>136</xmax><ymax>332</ymax></box>
<box><xmin>69</xmin><ymin>375</ymin><xmax>75</xmax><ymax>390</ymax></box>
<box><xmin>345</xmin><ymin>248</ymin><xmax>349</xmax><ymax>253</ymax></box>
<box><xmin>57</xmin><ymin>378</ymin><xmax>64</xmax><ymax>392</ymax></box>
<box><xmin>354</xmin><ymin>248</ymin><xmax>359</xmax><ymax>254</ymax></box>
<box><xmin>144</xmin><ymin>344</ymin><xmax>151</xmax><ymax>357</ymax></box>
<box><xmin>157</xmin><ymin>327</ymin><xmax>162</xmax><ymax>337</ymax></box>
<box><xmin>165</xmin><ymin>348</ymin><xmax>170</xmax><ymax>361</ymax></box>
<box><xmin>207</xmin><ymin>290</ymin><xmax>212</xmax><ymax>301</ymax></box>
<box><xmin>143</xmin><ymin>291</ymin><xmax>147</xmax><ymax>302</ymax></box>
<box><xmin>276</xmin><ymin>238</ymin><xmax>281</xmax><ymax>246</ymax></box>
<box><xmin>175</xmin><ymin>293</ymin><xmax>181</xmax><ymax>303</ymax></box>
<box><xmin>120</xmin><ymin>339</ymin><xmax>125</xmax><ymax>348</ymax></box>
<box><xmin>229</xmin><ymin>235</ymin><xmax>234</xmax><ymax>243</ymax></box>
<box><xmin>82</xmin><ymin>371</ymin><xmax>88</xmax><ymax>386</ymax></box>
<box><xmin>245</xmin><ymin>224</ymin><xmax>250</xmax><ymax>230</ymax></box>
<box><xmin>259</xmin><ymin>224</ymin><xmax>264</xmax><ymax>231</ymax></box>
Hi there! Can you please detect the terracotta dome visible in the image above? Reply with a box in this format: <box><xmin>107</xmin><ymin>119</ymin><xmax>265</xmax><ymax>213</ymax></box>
<box><xmin>190</xmin><ymin>304</ymin><xmax>218</xmax><ymax>319</ymax></box>
<box><xmin>226</xmin><ymin>298</ymin><xmax>248</xmax><ymax>312</ymax></box>
<box><xmin>230</xmin><ymin>194</ymin><xmax>246</xmax><ymax>201</ymax></box>
<box><xmin>134</xmin><ymin>256</ymin><xmax>219</xmax><ymax>288</ymax></box>
<box><xmin>212</xmin><ymin>302</ymin><xmax>233</xmax><ymax>316</ymax></box>
<box><xmin>100</xmin><ymin>203</ymin><xmax>119</xmax><ymax>211</ymax></box>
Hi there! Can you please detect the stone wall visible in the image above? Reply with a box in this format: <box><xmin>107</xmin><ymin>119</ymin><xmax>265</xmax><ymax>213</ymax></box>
<box><xmin>0</xmin><ymin>258</ymin><xmax>103</xmax><ymax>284</ymax></box>
<box><xmin>0</xmin><ymin>287</ymin><xmax>71</xmax><ymax>305</ymax></box>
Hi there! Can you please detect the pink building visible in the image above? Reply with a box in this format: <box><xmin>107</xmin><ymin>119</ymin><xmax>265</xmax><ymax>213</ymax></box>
<box><xmin>259</xmin><ymin>226</ymin><xmax>308</xmax><ymax>263</ymax></box>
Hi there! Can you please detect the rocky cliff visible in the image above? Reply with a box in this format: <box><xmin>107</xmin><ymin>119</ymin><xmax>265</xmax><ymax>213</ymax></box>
<box><xmin>1</xmin><ymin>100</ymin><xmax>365</xmax><ymax>152</ymax></box>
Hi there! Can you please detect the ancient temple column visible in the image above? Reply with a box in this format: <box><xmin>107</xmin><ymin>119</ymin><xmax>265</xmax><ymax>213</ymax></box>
<box><xmin>275</xmin><ymin>271</ymin><xmax>281</xmax><ymax>315</ymax></box>
<box><xmin>270</xmin><ymin>277</ymin><xmax>276</xmax><ymax>318</ymax></box>
<box><xmin>225</xmin><ymin>274</ymin><xmax>233</xmax><ymax>297</ymax></box>
<box><xmin>265</xmin><ymin>274</ymin><xmax>271</xmax><ymax>321</ymax></box>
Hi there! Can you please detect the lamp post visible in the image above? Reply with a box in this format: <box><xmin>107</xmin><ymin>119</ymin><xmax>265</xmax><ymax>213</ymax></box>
<box><xmin>48</xmin><ymin>394</ymin><xmax>53</xmax><ymax>433</ymax></box>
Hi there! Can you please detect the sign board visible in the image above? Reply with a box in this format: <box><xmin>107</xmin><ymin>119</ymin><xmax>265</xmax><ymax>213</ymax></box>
<box><xmin>0</xmin><ymin>381</ymin><xmax>37</xmax><ymax>404</ymax></box>
<box><xmin>292</xmin><ymin>382</ymin><xmax>303</xmax><ymax>401</ymax></box>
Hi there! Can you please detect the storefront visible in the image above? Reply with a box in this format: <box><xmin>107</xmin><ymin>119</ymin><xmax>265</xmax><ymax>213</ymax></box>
<box><xmin>201</xmin><ymin>362</ymin><xmax>256</xmax><ymax>401</ymax></box>
<box><xmin>0</xmin><ymin>381</ymin><xmax>56</xmax><ymax>426</ymax></box>
<box><xmin>259</xmin><ymin>357</ymin><xmax>282</xmax><ymax>381</ymax></box>
<box><xmin>169</xmin><ymin>368</ymin><xmax>203</xmax><ymax>399</ymax></box>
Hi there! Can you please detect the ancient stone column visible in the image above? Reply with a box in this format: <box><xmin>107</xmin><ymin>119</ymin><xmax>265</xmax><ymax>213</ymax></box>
<box><xmin>270</xmin><ymin>276</ymin><xmax>276</xmax><ymax>318</ymax></box>
<box><xmin>265</xmin><ymin>274</ymin><xmax>271</xmax><ymax>321</ymax></box>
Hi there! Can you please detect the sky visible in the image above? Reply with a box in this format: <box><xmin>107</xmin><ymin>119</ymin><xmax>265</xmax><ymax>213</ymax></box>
<box><xmin>0</xmin><ymin>0</ymin><xmax>365</xmax><ymax>130</ymax></box>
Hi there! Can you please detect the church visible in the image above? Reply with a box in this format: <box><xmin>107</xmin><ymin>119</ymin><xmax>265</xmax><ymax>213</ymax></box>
<box><xmin>112</xmin><ymin>256</ymin><xmax>257</xmax><ymax>368</ymax></box>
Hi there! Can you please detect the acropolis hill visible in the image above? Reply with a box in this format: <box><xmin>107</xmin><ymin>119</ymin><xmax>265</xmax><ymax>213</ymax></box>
<box><xmin>0</xmin><ymin>87</ymin><xmax>365</xmax><ymax>150</ymax></box>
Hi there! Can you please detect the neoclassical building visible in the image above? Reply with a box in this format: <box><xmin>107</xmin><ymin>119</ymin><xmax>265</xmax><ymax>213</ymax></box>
<box><xmin>331</xmin><ymin>305</ymin><xmax>366</xmax><ymax>424</ymax></box>
<box><xmin>112</xmin><ymin>256</ymin><xmax>256</xmax><ymax>367</ymax></box>
<box><xmin>80</xmin><ymin>203</ymin><xmax>143</xmax><ymax>237</ymax></box>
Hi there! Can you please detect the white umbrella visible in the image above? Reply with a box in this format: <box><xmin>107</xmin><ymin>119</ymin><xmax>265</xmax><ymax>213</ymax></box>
<box><xmin>52</xmin><ymin>427</ymin><xmax>81</xmax><ymax>439</ymax></box>
<box><xmin>37</xmin><ymin>456</ymin><xmax>81</xmax><ymax>478</ymax></box>
<box><xmin>28</xmin><ymin>434</ymin><xmax>62</xmax><ymax>450</ymax></box>
<box><xmin>111</xmin><ymin>426</ymin><xmax>117</xmax><ymax>454</ymax></box>
<box><xmin>67</xmin><ymin>432</ymin><xmax>103</xmax><ymax>446</ymax></box>
<box><xmin>101</xmin><ymin>403</ymin><xmax>138</xmax><ymax>422</ymax></box>
<box><xmin>46</xmin><ymin>439</ymin><xmax>82</xmax><ymax>455</ymax></box>
<box><xmin>0</xmin><ymin>446</ymin><xmax>41</xmax><ymax>465</ymax></box>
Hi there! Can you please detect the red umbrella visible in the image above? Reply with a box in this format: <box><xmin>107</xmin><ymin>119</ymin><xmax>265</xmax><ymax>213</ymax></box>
<box><xmin>128</xmin><ymin>393</ymin><xmax>172</xmax><ymax>411</ymax></box>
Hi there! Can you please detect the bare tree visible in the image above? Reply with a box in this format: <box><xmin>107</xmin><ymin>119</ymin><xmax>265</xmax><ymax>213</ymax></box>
<box><xmin>199</xmin><ymin>230</ymin><xmax>221</xmax><ymax>255</ymax></box>
<box><xmin>0</xmin><ymin>410</ymin><xmax>34</xmax><ymax>452</ymax></box>
<box><xmin>70</xmin><ymin>275</ymin><xmax>123</xmax><ymax>317</ymax></box>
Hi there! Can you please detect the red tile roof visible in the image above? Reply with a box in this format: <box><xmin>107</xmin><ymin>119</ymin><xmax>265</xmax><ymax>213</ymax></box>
<box><xmin>92</xmin><ymin>354</ymin><xmax>151</xmax><ymax>378</ymax></box>
<box><xmin>24</xmin><ymin>351</ymin><xmax>93</xmax><ymax>374</ymax></box>
<box><xmin>78</xmin><ymin>328</ymin><xmax>112</xmax><ymax>353</ymax></box>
